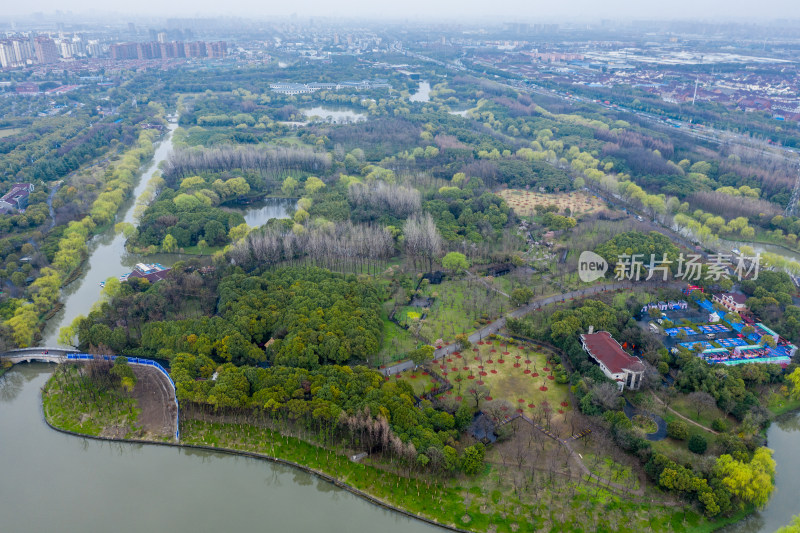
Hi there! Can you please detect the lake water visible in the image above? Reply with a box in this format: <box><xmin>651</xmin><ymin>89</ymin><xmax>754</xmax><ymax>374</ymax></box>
<box><xmin>409</xmin><ymin>81</ymin><xmax>431</xmax><ymax>103</ymax></box>
<box><xmin>226</xmin><ymin>197</ymin><xmax>297</xmax><ymax>227</ymax></box>
<box><xmin>302</xmin><ymin>106</ymin><xmax>366</xmax><ymax>124</ymax></box>
<box><xmin>0</xmin><ymin>364</ymin><xmax>441</xmax><ymax>533</ymax></box>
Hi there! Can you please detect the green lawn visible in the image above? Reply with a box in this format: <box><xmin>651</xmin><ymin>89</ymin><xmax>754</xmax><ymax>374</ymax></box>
<box><xmin>0</xmin><ymin>127</ymin><xmax>22</xmax><ymax>138</ymax></box>
<box><xmin>378</xmin><ymin>312</ymin><xmax>420</xmax><ymax>365</ymax></box>
<box><xmin>42</xmin><ymin>365</ymin><xmax>140</xmax><ymax>437</ymax></box>
<box><xmin>390</xmin><ymin>369</ymin><xmax>441</xmax><ymax>395</ymax></box>
<box><xmin>669</xmin><ymin>395</ymin><xmax>730</xmax><ymax>430</ymax></box>
<box><xmin>415</xmin><ymin>278</ymin><xmax>510</xmax><ymax>343</ymax></box>
<box><xmin>434</xmin><ymin>337</ymin><xmax>572</xmax><ymax>429</ymax></box>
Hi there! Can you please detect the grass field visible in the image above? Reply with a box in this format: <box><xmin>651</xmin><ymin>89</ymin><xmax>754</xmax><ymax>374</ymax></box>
<box><xmin>580</xmin><ymin>453</ymin><xmax>640</xmax><ymax>490</ymax></box>
<box><xmin>379</xmin><ymin>311</ymin><xmax>420</xmax><ymax>365</ymax></box>
<box><xmin>391</xmin><ymin>369</ymin><xmax>441</xmax><ymax>395</ymax></box>
<box><xmin>0</xmin><ymin>128</ymin><xmax>22</xmax><ymax>139</ymax></box>
<box><xmin>415</xmin><ymin>278</ymin><xmax>510</xmax><ymax>344</ymax></box>
<box><xmin>42</xmin><ymin>365</ymin><xmax>140</xmax><ymax>437</ymax></box>
<box><xmin>669</xmin><ymin>395</ymin><xmax>731</xmax><ymax>430</ymax></box>
<box><xmin>435</xmin><ymin>338</ymin><xmax>573</xmax><ymax>430</ymax></box>
<box><xmin>497</xmin><ymin>189</ymin><xmax>606</xmax><ymax>217</ymax></box>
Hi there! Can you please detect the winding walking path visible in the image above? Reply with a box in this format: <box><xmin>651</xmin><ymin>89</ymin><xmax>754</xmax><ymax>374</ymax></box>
<box><xmin>650</xmin><ymin>392</ymin><xmax>719</xmax><ymax>435</ymax></box>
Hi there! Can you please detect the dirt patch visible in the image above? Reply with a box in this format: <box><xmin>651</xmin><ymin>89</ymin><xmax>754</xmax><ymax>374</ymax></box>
<box><xmin>497</xmin><ymin>189</ymin><xmax>606</xmax><ymax>217</ymax></box>
<box><xmin>131</xmin><ymin>365</ymin><xmax>177</xmax><ymax>439</ymax></box>
<box><xmin>101</xmin><ymin>425</ymin><xmax>130</xmax><ymax>439</ymax></box>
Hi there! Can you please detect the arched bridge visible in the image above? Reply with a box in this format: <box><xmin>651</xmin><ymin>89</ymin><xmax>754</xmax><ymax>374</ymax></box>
<box><xmin>1</xmin><ymin>348</ymin><xmax>180</xmax><ymax>440</ymax></box>
<box><xmin>0</xmin><ymin>347</ymin><xmax>79</xmax><ymax>365</ymax></box>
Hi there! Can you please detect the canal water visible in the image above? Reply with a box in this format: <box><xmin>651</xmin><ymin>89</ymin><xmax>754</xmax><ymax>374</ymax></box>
<box><xmin>0</xmin><ymin>364</ymin><xmax>440</xmax><ymax>533</ymax></box>
<box><xmin>719</xmin><ymin>413</ymin><xmax>800</xmax><ymax>533</ymax></box>
<box><xmin>41</xmin><ymin>124</ymin><xmax>183</xmax><ymax>346</ymax></box>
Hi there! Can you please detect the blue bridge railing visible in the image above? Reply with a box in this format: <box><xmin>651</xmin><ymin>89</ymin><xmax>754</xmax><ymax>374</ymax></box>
<box><xmin>66</xmin><ymin>353</ymin><xmax>180</xmax><ymax>440</ymax></box>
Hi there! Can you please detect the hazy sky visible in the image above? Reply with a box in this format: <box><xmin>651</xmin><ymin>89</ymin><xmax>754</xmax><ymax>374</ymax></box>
<box><xmin>5</xmin><ymin>0</ymin><xmax>800</xmax><ymax>21</ymax></box>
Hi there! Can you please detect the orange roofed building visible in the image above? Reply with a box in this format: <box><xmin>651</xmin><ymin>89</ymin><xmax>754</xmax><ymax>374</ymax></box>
<box><xmin>580</xmin><ymin>331</ymin><xmax>645</xmax><ymax>391</ymax></box>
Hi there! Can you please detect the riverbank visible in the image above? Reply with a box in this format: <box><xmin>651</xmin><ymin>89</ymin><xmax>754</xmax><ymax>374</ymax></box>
<box><xmin>43</xmin><ymin>411</ymin><xmax>472</xmax><ymax>533</ymax></box>
<box><xmin>38</xmin><ymin>374</ymin><xmax>754</xmax><ymax>533</ymax></box>
<box><xmin>1</xmin><ymin>364</ymin><xmax>444</xmax><ymax>533</ymax></box>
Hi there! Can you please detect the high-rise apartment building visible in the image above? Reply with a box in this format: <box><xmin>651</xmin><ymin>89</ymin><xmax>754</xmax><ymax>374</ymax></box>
<box><xmin>34</xmin><ymin>36</ymin><xmax>59</xmax><ymax>64</ymax></box>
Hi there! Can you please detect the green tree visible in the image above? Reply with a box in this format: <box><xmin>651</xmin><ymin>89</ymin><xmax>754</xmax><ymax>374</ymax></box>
<box><xmin>775</xmin><ymin>515</ymin><xmax>800</xmax><ymax>533</ymax></box>
<box><xmin>787</xmin><ymin>368</ymin><xmax>800</xmax><ymax>400</ymax></box>
<box><xmin>443</xmin><ymin>445</ymin><xmax>458</xmax><ymax>472</ymax></box>
<box><xmin>410</xmin><ymin>345</ymin><xmax>434</xmax><ymax>369</ymax></box>
<box><xmin>441</xmin><ymin>252</ymin><xmax>469</xmax><ymax>273</ymax></box>
<box><xmin>162</xmin><ymin>234</ymin><xmax>178</xmax><ymax>252</ymax></box>
<box><xmin>688</xmin><ymin>434</ymin><xmax>708</xmax><ymax>454</ymax></box>
<box><xmin>282</xmin><ymin>176</ymin><xmax>299</xmax><ymax>196</ymax></box>
<box><xmin>667</xmin><ymin>420</ymin><xmax>689</xmax><ymax>440</ymax></box>
<box><xmin>304</xmin><ymin>177</ymin><xmax>326</xmax><ymax>195</ymax></box>
<box><xmin>511</xmin><ymin>287</ymin><xmax>534</xmax><ymax>307</ymax></box>
<box><xmin>461</xmin><ymin>443</ymin><xmax>485</xmax><ymax>475</ymax></box>
<box><xmin>714</xmin><ymin>447</ymin><xmax>776</xmax><ymax>509</ymax></box>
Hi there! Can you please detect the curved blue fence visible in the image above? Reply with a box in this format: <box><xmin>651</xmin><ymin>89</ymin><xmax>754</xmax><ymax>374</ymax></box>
<box><xmin>66</xmin><ymin>353</ymin><xmax>180</xmax><ymax>440</ymax></box>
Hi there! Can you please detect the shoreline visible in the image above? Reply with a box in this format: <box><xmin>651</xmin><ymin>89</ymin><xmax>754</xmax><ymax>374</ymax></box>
<box><xmin>41</xmin><ymin>415</ymin><xmax>470</xmax><ymax>533</ymax></box>
<box><xmin>20</xmin><ymin>359</ymin><xmax>794</xmax><ymax>533</ymax></box>
<box><xmin>41</xmin><ymin>408</ymin><xmax>779</xmax><ymax>533</ymax></box>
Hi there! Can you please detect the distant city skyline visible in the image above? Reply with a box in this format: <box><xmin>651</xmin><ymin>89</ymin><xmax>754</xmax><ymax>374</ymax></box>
<box><xmin>1</xmin><ymin>0</ymin><xmax>799</xmax><ymax>23</ymax></box>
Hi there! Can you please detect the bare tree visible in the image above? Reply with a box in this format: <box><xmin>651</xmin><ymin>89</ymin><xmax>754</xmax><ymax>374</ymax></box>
<box><xmin>348</xmin><ymin>181</ymin><xmax>421</xmax><ymax>217</ymax></box>
<box><xmin>162</xmin><ymin>145</ymin><xmax>331</xmax><ymax>185</ymax></box>
<box><xmin>687</xmin><ymin>390</ymin><xmax>716</xmax><ymax>420</ymax></box>
<box><xmin>404</xmin><ymin>213</ymin><xmax>442</xmax><ymax>272</ymax></box>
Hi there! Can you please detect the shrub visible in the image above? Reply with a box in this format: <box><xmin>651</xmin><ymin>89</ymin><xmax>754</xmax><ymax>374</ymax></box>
<box><xmin>688</xmin><ymin>434</ymin><xmax>708</xmax><ymax>454</ymax></box>
<box><xmin>667</xmin><ymin>420</ymin><xmax>689</xmax><ymax>440</ymax></box>
<box><xmin>711</xmin><ymin>418</ymin><xmax>728</xmax><ymax>432</ymax></box>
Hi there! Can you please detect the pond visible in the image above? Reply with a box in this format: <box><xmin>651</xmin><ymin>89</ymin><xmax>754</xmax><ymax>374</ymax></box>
<box><xmin>225</xmin><ymin>197</ymin><xmax>297</xmax><ymax>227</ymax></box>
<box><xmin>409</xmin><ymin>81</ymin><xmax>431</xmax><ymax>103</ymax></box>
<box><xmin>448</xmin><ymin>109</ymin><xmax>471</xmax><ymax>117</ymax></box>
<box><xmin>302</xmin><ymin>106</ymin><xmax>366</xmax><ymax>124</ymax></box>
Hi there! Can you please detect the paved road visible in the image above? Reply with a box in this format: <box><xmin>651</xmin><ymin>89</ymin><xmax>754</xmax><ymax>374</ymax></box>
<box><xmin>623</xmin><ymin>399</ymin><xmax>667</xmax><ymax>442</ymax></box>
<box><xmin>380</xmin><ymin>280</ymin><xmax>685</xmax><ymax>376</ymax></box>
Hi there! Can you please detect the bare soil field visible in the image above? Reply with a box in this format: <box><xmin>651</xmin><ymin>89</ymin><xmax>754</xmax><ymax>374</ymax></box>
<box><xmin>497</xmin><ymin>189</ymin><xmax>606</xmax><ymax>217</ymax></box>
<box><xmin>131</xmin><ymin>365</ymin><xmax>177</xmax><ymax>438</ymax></box>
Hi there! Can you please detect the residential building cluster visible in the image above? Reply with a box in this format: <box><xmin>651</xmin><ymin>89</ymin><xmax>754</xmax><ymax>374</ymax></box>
<box><xmin>109</xmin><ymin>40</ymin><xmax>226</xmax><ymax>61</ymax></box>
<box><xmin>0</xmin><ymin>34</ymin><xmax>104</xmax><ymax>68</ymax></box>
